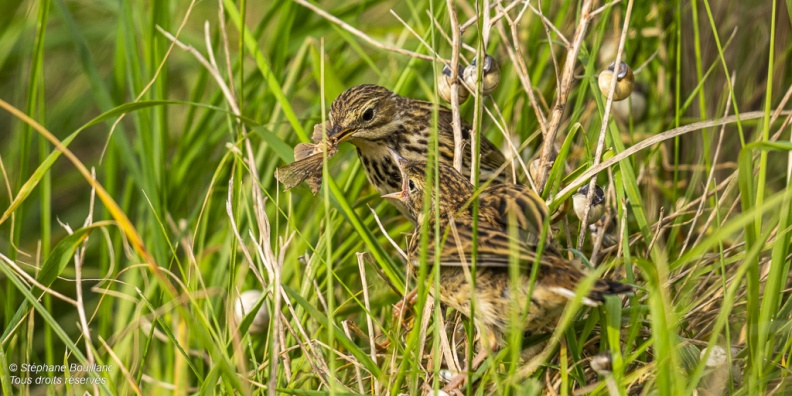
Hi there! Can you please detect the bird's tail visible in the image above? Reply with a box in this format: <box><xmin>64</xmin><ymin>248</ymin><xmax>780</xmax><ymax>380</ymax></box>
<box><xmin>586</xmin><ymin>280</ymin><xmax>633</xmax><ymax>305</ymax></box>
<box><xmin>604</xmin><ymin>280</ymin><xmax>633</xmax><ymax>295</ymax></box>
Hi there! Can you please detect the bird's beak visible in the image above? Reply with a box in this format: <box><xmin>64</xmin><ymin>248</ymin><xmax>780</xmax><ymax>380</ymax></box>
<box><xmin>328</xmin><ymin>123</ymin><xmax>354</xmax><ymax>143</ymax></box>
<box><xmin>381</xmin><ymin>190</ymin><xmax>405</xmax><ymax>200</ymax></box>
<box><xmin>382</xmin><ymin>174</ymin><xmax>409</xmax><ymax>200</ymax></box>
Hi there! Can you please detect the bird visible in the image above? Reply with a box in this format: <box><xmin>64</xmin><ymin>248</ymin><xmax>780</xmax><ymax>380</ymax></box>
<box><xmin>383</xmin><ymin>148</ymin><xmax>551</xmax><ymax>250</ymax></box>
<box><xmin>382</xmin><ymin>158</ymin><xmax>632</xmax><ymax>353</ymax></box>
<box><xmin>325</xmin><ymin>84</ymin><xmax>510</xmax><ymax>220</ymax></box>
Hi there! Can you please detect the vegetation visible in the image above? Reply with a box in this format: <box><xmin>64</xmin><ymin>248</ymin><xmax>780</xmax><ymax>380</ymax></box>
<box><xmin>1</xmin><ymin>0</ymin><xmax>791</xmax><ymax>394</ymax></box>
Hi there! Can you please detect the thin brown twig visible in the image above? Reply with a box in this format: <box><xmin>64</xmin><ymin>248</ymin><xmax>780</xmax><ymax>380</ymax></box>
<box><xmin>645</xmin><ymin>207</ymin><xmax>666</xmax><ymax>255</ymax></box>
<box><xmin>526</xmin><ymin>2</ymin><xmax>571</xmax><ymax>47</ymax></box>
<box><xmin>590</xmin><ymin>0</ymin><xmax>623</xmax><ymax>18</ymax></box>
<box><xmin>495</xmin><ymin>4</ymin><xmax>548</xmax><ymax>137</ymax></box>
<box><xmin>537</xmin><ymin>0</ymin><xmax>561</xmax><ymax>84</ymax></box>
<box><xmin>483</xmin><ymin>105</ymin><xmax>532</xmax><ymax>182</ymax></box>
<box><xmin>577</xmin><ymin>0</ymin><xmax>634</xmax><ymax>251</ymax></box>
<box><xmin>427</xmin><ymin>10</ymin><xmax>476</xmax><ymax>54</ymax></box>
<box><xmin>72</xmin><ymin>171</ymin><xmax>99</xmax><ymax>395</ymax></box>
<box><xmin>633</xmin><ymin>49</ymin><xmax>659</xmax><ymax>74</ymax></box>
<box><xmin>537</xmin><ymin>0</ymin><xmax>597</xmax><ymax>191</ymax></box>
<box><xmin>459</xmin><ymin>0</ymin><xmax>522</xmax><ymax>33</ymax></box>
<box><xmin>0</xmin><ymin>253</ymin><xmax>77</xmax><ymax>307</ymax></box>
<box><xmin>369</xmin><ymin>207</ymin><xmax>408</xmax><ymax>260</ymax></box>
<box><xmin>390</xmin><ymin>10</ymin><xmax>446</xmax><ymax>61</ymax></box>
<box><xmin>447</xmin><ymin>0</ymin><xmax>465</xmax><ymax>172</ymax></box>
<box><xmin>291</xmin><ymin>0</ymin><xmax>442</xmax><ymax>62</ymax></box>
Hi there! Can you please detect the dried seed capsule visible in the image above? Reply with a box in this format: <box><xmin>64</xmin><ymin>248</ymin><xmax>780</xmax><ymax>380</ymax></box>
<box><xmin>612</xmin><ymin>89</ymin><xmax>646</xmax><ymax>122</ymax></box>
<box><xmin>234</xmin><ymin>290</ymin><xmax>270</xmax><ymax>334</ymax></box>
<box><xmin>463</xmin><ymin>54</ymin><xmax>500</xmax><ymax>96</ymax></box>
<box><xmin>572</xmin><ymin>184</ymin><xmax>606</xmax><ymax>223</ymax></box>
<box><xmin>590</xmin><ymin>351</ymin><xmax>613</xmax><ymax>376</ymax></box>
<box><xmin>438</xmin><ymin>64</ymin><xmax>469</xmax><ymax>104</ymax></box>
<box><xmin>598</xmin><ymin>61</ymin><xmax>634</xmax><ymax>101</ymax></box>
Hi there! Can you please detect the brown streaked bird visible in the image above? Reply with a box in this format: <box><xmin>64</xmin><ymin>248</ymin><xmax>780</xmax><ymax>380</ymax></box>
<box><xmin>326</xmin><ymin>84</ymin><xmax>509</xmax><ymax>220</ymax></box>
<box><xmin>384</xmin><ymin>150</ymin><xmax>553</xmax><ymax>251</ymax></box>
<box><xmin>382</xmin><ymin>158</ymin><xmax>632</xmax><ymax>353</ymax></box>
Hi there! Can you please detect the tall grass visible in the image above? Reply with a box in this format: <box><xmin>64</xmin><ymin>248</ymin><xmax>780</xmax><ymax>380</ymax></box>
<box><xmin>1</xmin><ymin>0</ymin><xmax>791</xmax><ymax>394</ymax></box>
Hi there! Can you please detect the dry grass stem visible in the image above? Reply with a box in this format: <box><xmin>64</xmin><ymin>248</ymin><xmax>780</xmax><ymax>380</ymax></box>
<box><xmin>292</xmin><ymin>0</ymin><xmax>442</xmax><ymax>62</ymax></box>
<box><xmin>577</xmin><ymin>0</ymin><xmax>634</xmax><ymax>251</ymax></box>
<box><xmin>537</xmin><ymin>0</ymin><xmax>597</xmax><ymax>190</ymax></box>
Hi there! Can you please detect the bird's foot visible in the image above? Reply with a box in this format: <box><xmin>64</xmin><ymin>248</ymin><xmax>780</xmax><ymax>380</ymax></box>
<box><xmin>440</xmin><ymin>350</ymin><xmax>490</xmax><ymax>393</ymax></box>
<box><xmin>392</xmin><ymin>287</ymin><xmax>419</xmax><ymax>327</ymax></box>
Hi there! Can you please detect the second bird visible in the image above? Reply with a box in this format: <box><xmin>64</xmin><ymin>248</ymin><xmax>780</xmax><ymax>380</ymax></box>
<box><xmin>383</xmin><ymin>158</ymin><xmax>632</xmax><ymax>352</ymax></box>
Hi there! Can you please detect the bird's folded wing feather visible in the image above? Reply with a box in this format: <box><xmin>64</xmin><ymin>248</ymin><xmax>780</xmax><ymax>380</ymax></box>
<box><xmin>407</xmin><ymin>220</ymin><xmax>632</xmax><ymax>303</ymax></box>
<box><xmin>408</xmin><ymin>219</ymin><xmax>556</xmax><ymax>270</ymax></box>
<box><xmin>477</xmin><ymin>137</ymin><xmax>507</xmax><ymax>172</ymax></box>
<box><xmin>478</xmin><ymin>184</ymin><xmax>548</xmax><ymax>237</ymax></box>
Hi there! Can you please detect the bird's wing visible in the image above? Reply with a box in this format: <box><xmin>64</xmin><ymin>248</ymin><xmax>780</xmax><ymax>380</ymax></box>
<box><xmin>408</xmin><ymin>219</ymin><xmax>551</xmax><ymax>269</ymax></box>
<box><xmin>478</xmin><ymin>184</ymin><xmax>548</xmax><ymax>237</ymax></box>
<box><xmin>407</xmin><ymin>220</ymin><xmax>631</xmax><ymax>305</ymax></box>
<box><xmin>477</xmin><ymin>135</ymin><xmax>508</xmax><ymax>174</ymax></box>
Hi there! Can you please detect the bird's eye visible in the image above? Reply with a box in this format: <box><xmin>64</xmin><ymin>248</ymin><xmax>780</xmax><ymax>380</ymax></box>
<box><xmin>408</xmin><ymin>179</ymin><xmax>416</xmax><ymax>191</ymax></box>
<box><xmin>362</xmin><ymin>108</ymin><xmax>374</xmax><ymax>121</ymax></box>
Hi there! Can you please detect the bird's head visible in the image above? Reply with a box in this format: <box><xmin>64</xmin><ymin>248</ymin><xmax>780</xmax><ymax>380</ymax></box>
<box><xmin>381</xmin><ymin>150</ymin><xmax>473</xmax><ymax>224</ymax></box>
<box><xmin>327</xmin><ymin>85</ymin><xmax>402</xmax><ymax>142</ymax></box>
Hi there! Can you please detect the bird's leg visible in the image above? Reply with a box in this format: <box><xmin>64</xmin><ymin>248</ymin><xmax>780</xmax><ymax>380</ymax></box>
<box><xmin>441</xmin><ymin>326</ymin><xmax>498</xmax><ymax>392</ymax></box>
<box><xmin>392</xmin><ymin>287</ymin><xmax>419</xmax><ymax>327</ymax></box>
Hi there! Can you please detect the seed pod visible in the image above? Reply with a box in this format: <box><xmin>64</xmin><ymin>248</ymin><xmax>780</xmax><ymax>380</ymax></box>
<box><xmin>438</xmin><ymin>64</ymin><xmax>469</xmax><ymax>104</ymax></box>
<box><xmin>572</xmin><ymin>184</ymin><xmax>606</xmax><ymax>223</ymax></box>
<box><xmin>234</xmin><ymin>290</ymin><xmax>270</xmax><ymax>334</ymax></box>
<box><xmin>598</xmin><ymin>61</ymin><xmax>634</xmax><ymax>101</ymax></box>
<box><xmin>612</xmin><ymin>89</ymin><xmax>646</xmax><ymax>122</ymax></box>
<box><xmin>463</xmin><ymin>54</ymin><xmax>500</xmax><ymax>96</ymax></box>
<box><xmin>590</xmin><ymin>351</ymin><xmax>613</xmax><ymax>376</ymax></box>
<box><xmin>598</xmin><ymin>38</ymin><xmax>618</xmax><ymax>68</ymax></box>
<box><xmin>528</xmin><ymin>158</ymin><xmax>542</xmax><ymax>185</ymax></box>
